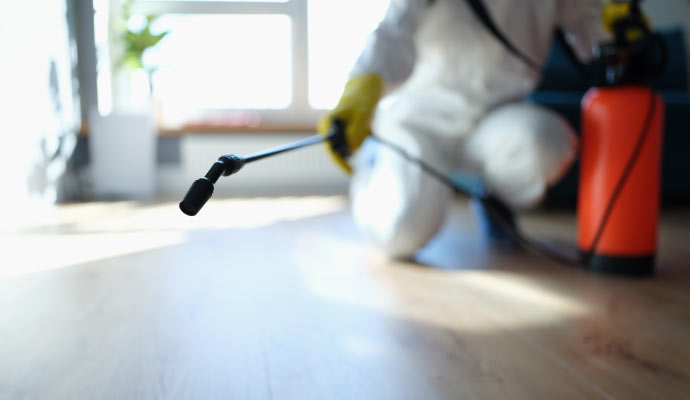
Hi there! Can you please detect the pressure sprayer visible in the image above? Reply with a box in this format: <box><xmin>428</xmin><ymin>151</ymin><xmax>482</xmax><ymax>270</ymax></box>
<box><xmin>180</xmin><ymin>0</ymin><xmax>667</xmax><ymax>276</ymax></box>
<box><xmin>578</xmin><ymin>0</ymin><xmax>667</xmax><ymax>276</ymax></box>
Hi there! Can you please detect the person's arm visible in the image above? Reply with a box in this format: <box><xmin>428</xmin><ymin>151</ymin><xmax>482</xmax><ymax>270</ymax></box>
<box><xmin>558</xmin><ymin>0</ymin><xmax>611</xmax><ymax>61</ymax></box>
<box><xmin>318</xmin><ymin>0</ymin><xmax>431</xmax><ymax>173</ymax></box>
<box><xmin>350</xmin><ymin>0</ymin><xmax>429</xmax><ymax>90</ymax></box>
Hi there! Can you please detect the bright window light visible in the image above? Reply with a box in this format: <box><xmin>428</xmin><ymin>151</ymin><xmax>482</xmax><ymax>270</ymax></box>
<box><xmin>146</xmin><ymin>14</ymin><xmax>292</xmax><ymax>110</ymax></box>
<box><xmin>98</xmin><ymin>0</ymin><xmax>394</xmax><ymax>127</ymax></box>
<box><xmin>308</xmin><ymin>0</ymin><xmax>390</xmax><ymax>109</ymax></box>
<box><xmin>146</xmin><ymin>0</ymin><xmax>288</xmax><ymax>2</ymax></box>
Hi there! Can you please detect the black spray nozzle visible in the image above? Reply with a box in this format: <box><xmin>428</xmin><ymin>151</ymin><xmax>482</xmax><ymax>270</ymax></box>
<box><xmin>179</xmin><ymin>154</ymin><xmax>246</xmax><ymax>216</ymax></box>
<box><xmin>179</xmin><ymin>178</ymin><xmax>215</xmax><ymax>216</ymax></box>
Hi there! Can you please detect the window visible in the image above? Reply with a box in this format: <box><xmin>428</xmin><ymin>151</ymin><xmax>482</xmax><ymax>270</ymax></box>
<box><xmin>97</xmin><ymin>0</ymin><xmax>389</xmax><ymax>131</ymax></box>
<box><xmin>149</xmin><ymin>14</ymin><xmax>293</xmax><ymax>110</ymax></box>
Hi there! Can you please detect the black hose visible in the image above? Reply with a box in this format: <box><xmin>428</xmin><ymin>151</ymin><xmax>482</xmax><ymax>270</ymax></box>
<box><xmin>368</xmin><ymin>135</ymin><xmax>582</xmax><ymax>267</ymax></box>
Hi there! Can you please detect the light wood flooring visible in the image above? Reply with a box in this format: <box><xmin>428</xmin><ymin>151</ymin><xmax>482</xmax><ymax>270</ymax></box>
<box><xmin>1</xmin><ymin>196</ymin><xmax>689</xmax><ymax>399</ymax></box>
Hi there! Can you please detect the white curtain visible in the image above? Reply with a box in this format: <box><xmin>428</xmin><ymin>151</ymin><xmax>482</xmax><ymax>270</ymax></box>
<box><xmin>0</xmin><ymin>1</ymin><xmax>80</xmax><ymax>209</ymax></box>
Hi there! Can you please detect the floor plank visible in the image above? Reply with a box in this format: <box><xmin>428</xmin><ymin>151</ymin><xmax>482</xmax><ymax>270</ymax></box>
<box><xmin>1</xmin><ymin>196</ymin><xmax>689</xmax><ymax>399</ymax></box>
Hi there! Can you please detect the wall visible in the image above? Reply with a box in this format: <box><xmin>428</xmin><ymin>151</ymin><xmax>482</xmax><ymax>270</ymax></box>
<box><xmin>644</xmin><ymin>0</ymin><xmax>690</xmax><ymax>82</ymax></box>
<box><xmin>0</xmin><ymin>1</ymin><xmax>81</xmax><ymax>206</ymax></box>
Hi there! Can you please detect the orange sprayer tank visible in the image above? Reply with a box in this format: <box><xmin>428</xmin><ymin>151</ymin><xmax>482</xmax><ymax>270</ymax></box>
<box><xmin>578</xmin><ymin>86</ymin><xmax>665</xmax><ymax>276</ymax></box>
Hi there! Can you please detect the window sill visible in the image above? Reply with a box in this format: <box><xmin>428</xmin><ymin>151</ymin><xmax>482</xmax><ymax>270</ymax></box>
<box><xmin>158</xmin><ymin>124</ymin><xmax>318</xmax><ymax>136</ymax></box>
<box><xmin>79</xmin><ymin>123</ymin><xmax>318</xmax><ymax>137</ymax></box>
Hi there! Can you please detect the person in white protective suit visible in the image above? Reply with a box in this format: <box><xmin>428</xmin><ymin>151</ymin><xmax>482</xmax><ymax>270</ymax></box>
<box><xmin>317</xmin><ymin>0</ymin><xmax>614</xmax><ymax>259</ymax></box>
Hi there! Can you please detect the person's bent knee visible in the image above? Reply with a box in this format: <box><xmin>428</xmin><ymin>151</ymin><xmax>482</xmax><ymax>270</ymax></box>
<box><xmin>465</xmin><ymin>102</ymin><xmax>578</xmax><ymax>209</ymax></box>
<box><xmin>352</xmin><ymin>188</ymin><xmax>443</xmax><ymax>259</ymax></box>
<box><xmin>366</xmin><ymin>221</ymin><xmax>434</xmax><ymax>260</ymax></box>
<box><xmin>350</xmin><ymin>172</ymin><xmax>450</xmax><ymax>260</ymax></box>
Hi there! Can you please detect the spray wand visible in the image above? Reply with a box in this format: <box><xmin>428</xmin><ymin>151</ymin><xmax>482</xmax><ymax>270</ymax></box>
<box><xmin>179</xmin><ymin>120</ymin><xmax>346</xmax><ymax>216</ymax></box>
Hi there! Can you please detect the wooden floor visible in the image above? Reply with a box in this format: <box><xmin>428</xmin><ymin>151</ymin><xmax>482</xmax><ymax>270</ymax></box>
<box><xmin>1</xmin><ymin>196</ymin><xmax>689</xmax><ymax>399</ymax></box>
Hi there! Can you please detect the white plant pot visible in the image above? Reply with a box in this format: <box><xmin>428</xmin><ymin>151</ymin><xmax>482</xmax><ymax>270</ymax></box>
<box><xmin>88</xmin><ymin>105</ymin><xmax>157</xmax><ymax>199</ymax></box>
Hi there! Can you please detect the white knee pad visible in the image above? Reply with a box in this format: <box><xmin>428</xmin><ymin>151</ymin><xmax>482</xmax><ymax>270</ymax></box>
<box><xmin>463</xmin><ymin>103</ymin><xmax>578</xmax><ymax>209</ymax></box>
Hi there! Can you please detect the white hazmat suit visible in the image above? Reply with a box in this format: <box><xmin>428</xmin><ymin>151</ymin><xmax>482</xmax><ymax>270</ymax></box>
<box><xmin>345</xmin><ymin>0</ymin><xmax>609</xmax><ymax>258</ymax></box>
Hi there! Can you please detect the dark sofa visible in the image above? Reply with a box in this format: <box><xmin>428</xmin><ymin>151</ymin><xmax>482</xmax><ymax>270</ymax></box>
<box><xmin>530</xmin><ymin>28</ymin><xmax>690</xmax><ymax>206</ymax></box>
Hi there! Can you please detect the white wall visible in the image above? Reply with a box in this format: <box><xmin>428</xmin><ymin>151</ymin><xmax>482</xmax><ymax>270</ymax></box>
<box><xmin>0</xmin><ymin>2</ymin><xmax>79</xmax><ymax>207</ymax></box>
<box><xmin>643</xmin><ymin>0</ymin><xmax>690</xmax><ymax>82</ymax></box>
<box><xmin>645</xmin><ymin>0</ymin><xmax>690</xmax><ymax>37</ymax></box>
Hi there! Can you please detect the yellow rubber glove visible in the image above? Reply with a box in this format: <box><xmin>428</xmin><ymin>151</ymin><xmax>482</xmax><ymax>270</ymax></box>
<box><xmin>317</xmin><ymin>74</ymin><xmax>383</xmax><ymax>174</ymax></box>
<box><xmin>602</xmin><ymin>1</ymin><xmax>650</xmax><ymax>42</ymax></box>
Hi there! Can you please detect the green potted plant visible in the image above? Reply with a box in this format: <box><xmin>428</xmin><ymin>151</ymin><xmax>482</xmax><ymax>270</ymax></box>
<box><xmin>111</xmin><ymin>0</ymin><xmax>168</xmax><ymax>109</ymax></box>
